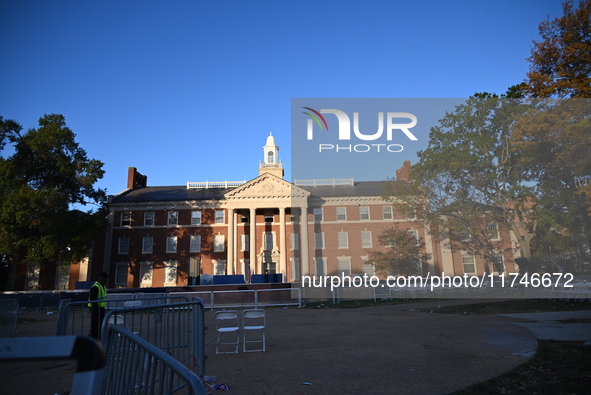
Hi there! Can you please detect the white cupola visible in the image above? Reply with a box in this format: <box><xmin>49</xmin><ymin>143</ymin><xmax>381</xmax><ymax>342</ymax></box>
<box><xmin>259</xmin><ymin>132</ymin><xmax>284</xmax><ymax>178</ymax></box>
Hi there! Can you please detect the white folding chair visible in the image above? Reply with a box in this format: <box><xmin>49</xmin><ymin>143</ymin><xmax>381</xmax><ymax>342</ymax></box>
<box><xmin>215</xmin><ymin>310</ymin><xmax>240</xmax><ymax>354</ymax></box>
<box><xmin>242</xmin><ymin>309</ymin><xmax>265</xmax><ymax>352</ymax></box>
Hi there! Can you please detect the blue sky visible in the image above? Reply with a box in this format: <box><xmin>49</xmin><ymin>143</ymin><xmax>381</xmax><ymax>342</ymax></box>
<box><xmin>0</xmin><ymin>0</ymin><xmax>566</xmax><ymax>203</ymax></box>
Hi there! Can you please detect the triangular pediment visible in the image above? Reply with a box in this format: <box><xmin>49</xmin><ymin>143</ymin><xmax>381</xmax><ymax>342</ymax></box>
<box><xmin>225</xmin><ymin>173</ymin><xmax>309</xmax><ymax>201</ymax></box>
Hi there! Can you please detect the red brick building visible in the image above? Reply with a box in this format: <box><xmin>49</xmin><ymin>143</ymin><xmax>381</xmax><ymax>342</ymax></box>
<box><xmin>78</xmin><ymin>133</ymin><xmax>518</xmax><ymax>289</ymax></box>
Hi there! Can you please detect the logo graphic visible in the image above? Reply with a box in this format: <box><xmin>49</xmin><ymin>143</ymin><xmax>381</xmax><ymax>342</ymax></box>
<box><xmin>302</xmin><ymin>107</ymin><xmax>328</xmax><ymax>131</ymax></box>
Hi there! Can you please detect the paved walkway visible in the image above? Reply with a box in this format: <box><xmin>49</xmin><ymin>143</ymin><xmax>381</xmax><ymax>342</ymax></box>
<box><xmin>2</xmin><ymin>299</ymin><xmax>590</xmax><ymax>395</ymax></box>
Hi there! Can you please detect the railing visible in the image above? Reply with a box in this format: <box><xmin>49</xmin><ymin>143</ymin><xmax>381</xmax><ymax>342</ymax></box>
<box><xmin>0</xmin><ymin>300</ymin><xmax>19</xmax><ymax>338</ymax></box>
<box><xmin>294</xmin><ymin>178</ymin><xmax>355</xmax><ymax>186</ymax></box>
<box><xmin>187</xmin><ymin>180</ymin><xmax>246</xmax><ymax>189</ymax></box>
<box><xmin>101</xmin><ymin>299</ymin><xmax>207</xmax><ymax>378</ymax></box>
<box><xmin>103</xmin><ymin>325</ymin><xmax>206</xmax><ymax>395</ymax></box>
<box><xmin>56</xmin><ymin>296</ymin><xmax>190</xmax><ymax>337</ymax></box>
<box><xmin>172</xmin><ymin>288</ymin><xmax>302</xmax><ymax>310</ymax></box>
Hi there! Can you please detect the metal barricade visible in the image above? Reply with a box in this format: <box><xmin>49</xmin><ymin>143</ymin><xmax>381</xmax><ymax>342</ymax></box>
<box><xmin>172</xmin><ymin>288</ymin><xmax>303</xmax><ymax>309</ymax></box>
<box><xmin>103</xmin><ymin>325</ymin><xmax>205</xmax><ymax>395</ymax></box>
<box><xmin>0</xmin><ymin>300</ymin><xmax>19</xmax><ymax>338</ymax></box>
<box><xmin>56</xmin><ymin>296</ymin><xmax>190</xmax><ymax>337</ymax></box>
<box><xmin>0</xmin><ymin>336</ymin><xmax>106</xmax><ymax>395</ymax></box>
<box><xmin>101</xmin><ymin>299</ymin><xmax>206</xmax><ymax>378</ymax></box>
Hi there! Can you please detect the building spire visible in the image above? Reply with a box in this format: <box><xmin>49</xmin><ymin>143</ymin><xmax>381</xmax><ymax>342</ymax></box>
<box><xmin>259</xmin><ymin>132</ymin><xmax>284</xmax><ymax>178</ymax></box>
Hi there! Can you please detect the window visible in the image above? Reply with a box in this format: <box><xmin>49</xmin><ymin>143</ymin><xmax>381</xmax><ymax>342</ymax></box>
<box><xmin>264</xmin><ymin>232</ymin><xmax>274</xmax><ymax>251</ymax></box>
<box><xmin>491</xmin><ymin>251</ymin><xmax>505</xmax><ymax>273</ymax></box>
<box><xmin>213</xmin><ymin>260</ymin><xmax>226</xmax><ymax>276</ymax></box>
<box><xmin>118</xmin><ymin>237</ymin><xmax>130</xmax><ymax>254</ymax></box>
<box><xmin>488</xmin><ymin>223</ymin><xmax>500</xmax><ymax>240</ymax></box>
<box><xmin>166</xmin><ymin>236</ymin><xmax>177</xmax><ymax>253</ymax></box>
<box><xmin>361</xmin><ymin>231</ymin><xmax>372</xmax><ymax>248</ymax></box>
<box><xmin>121</xmin><ymin>212</ymin><xmax>131</xmax><ymax>226</ymax></box>
<box><xmin>462</xmin><ymin>252</ymin><xmax>476</xmax><ymax>274</ymax></box>
<box><xmin>314</xmin><ymin>232</ymin><xmax>324</xmax><ymax>250</ymax></box>
<box><xmin>267</xmin><ymin>151</ymin><xmax>274</xmax><ymax>163</ymax></box>
<box><xmin>139</xmin><ymin>261</ymin><xmax>153</xmax><ymax>288</ymax></box>
<box><xmin>164</xmin><ymin>261</ymin><xmax>177</xmax><ymax>286</ymax></box>
<box><xmin>264</xmin><ymin>215</ymin><xmax>274</xmax><ymax>223</ymax></box>
<box><xmin>459</xmin><ymin>228</ymin><xmax>471</xmax><ymax>242</ymax></box>
<box><xmin>214</xmin><ymin>234</ymin><xmax>225</xmax><ymax>252</ymax></box>
<box><xmin>191</xmin><ymin>211</ymin><xmax>202</xmax><ymax>225</ymax></box>
<box><xmin>144</xmin><ymin>212</ymin><xmax>155</xmax><ymax>226</ymax></box>
<box><xmin>362</xmin><ymin>258</ymin><xmax>375</xmax><ymax>277</ymax></box>
<box><xmin>410</xmin><ymin>257</ymin><xmax>422</xmax><ymax>276</ymax></box>
<box><xmin>114</xmin><ymin>262</ymin><xmax>128</xmax><ymax>287</ymax></box>
<box><xmin>241</xmin><ymin>234</ymin><xmax>249</xmax><ymax>251</ymax></box>
<box><xmin>359</xmin><ymin>206</ymin><xmax>370</xmax><ymax>220</ymax></box>
<box><xmin>406</xmin><ymin>206</ymin><xmax>416</xmax><ymax>220</ymax></box>
<box><xmin>190</xmin><ymin>235</ymin><xmax>201</xmax><ymax>253</ymax></box>
<box><xmin>314</xmin><ymin>257</ymin><xmax>327</xmax><ymax>277</ymax></box>
<box><xmin>382</xmin><ymin>206</ymin><xmax>393</xmax><ymax>220</ymax></box>
<box><xmin>142</xmin><ymin>236</ymin><xmax>153</xmax><ymax>254</ymax></box>
<box><xmin>337</xmin><ymin>232</ymin><xmax>349</xmax><ymax>249</ymax></box>
<box><xmin>291</xmin><ymin>258</ymin><xmax>300</xmax><ymax>281</ymax></box>
<box><xmin>313</xmin><ymin>208</ymin><xmax>323</xmax><ymax>222</ymax></box>
<box><xmin>407</xmin><ymin>230</ymin><xmax>419</xmax><ymax>246</ymax></box>
<box><xmin>336</xmin><ymin>207</ymin><xmax>347</xmax><ymax>221</ymax></box>
<box><xmin>337</xmin><ymin>257</ymin><xmax>351</xmax><ymax>277</ymax></box>
<box><xmin>215</xmin><ymin>210</ymin><xmax>225</xmax><ymax>224</ymax></box>
<box><xmin>290</xmin><ymin>233</ymin><xmax>299</xmax><ymax>250</ymax></box>
<box><xmin>168</xmin><ymin>211</ymin><xmax>178</xmax><ymax>226</ymax></box>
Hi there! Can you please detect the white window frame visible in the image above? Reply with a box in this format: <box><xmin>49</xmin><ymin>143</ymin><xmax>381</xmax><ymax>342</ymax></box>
<box><xmin>191</xmin><ymin>211</ymin><xmax>202</xmax><ymax>225</ymax></box>
<box><xmin>163</xmin><ymin>261</ymin><xmax>177</xmax><ymax>286</ymax></box>
<box><xmin>121</xmin><ymin>212</ymin><xmax>132</xmax><ymax>227</ymax></box>
<box><xmin>263</xmin><ymin>232</ymin><xmax>274</xmax><ymax>251</ymax></box>
<box><xmin>118</xmin><ymin>237</ymin><xmax>130</xmax><ymax>254</ymax></box>
<box><xmin>406</xmin><ymin>206</ymin><xmax>417</xmax><ymax>220</ymax></box>
<box><xmin>361</xmin><ymin>231</ymin><xmax>372</xmax><ymax>248</ymax></box>
<box><xmin>214</xmin><ymin>234</ymin><xmax>225</xmax><ymax>252</ymax></box>
<box><xmin>168</xmin><ymin>211</ymin><xmax>178</xmax><ymax>226</ymax></box>
<box><xmin>337</xmin><ymin>256</ymin><xmax>351</xmax><ymax>277</ymax></box>
<box><xmin>359</xmin><ymin>206</ymin><xmax>370</xmax><ymax>220</ymax></box>
<box><xmin>212</xmin><ymin>259</ymin><xmax>226</xmax><ymax>275</ymax></box>
<box><xmin>362</xmin><ymin>257</ymin><xmax>375</xmax><ymax>277</ymax></box>
<box><xmin>488</xmin><ymin>223</ymin><xmax>500</xmax><ymax>241</ymax></box>
<box><xmin>166</xmin><ymin>236</ymin><xmax>177</xmax><ymax>253</ymax></box>
<box><xmin>290</xmin><ymin>257</ymin><xmax>300</xmax><ymax>282</ymax></box>
<box><xmin>142</xmin><ymin>236</ymin><xmax>153</xmax><ymax>254</ymax></box>
<box><xmin>190</xmin><ymin>235</ymin><xmax>201</xmax><ymax>253</ymax></box>
<box><xmin>382</xmin><ymin>206</ymin><xmax>393</xmax><ymax>220</ymax></box>
<box><xmin>144</xmin><ymin>211</ymin><xmax>155</xmax><ymax>226</ymax></box>
<box><xmin>139</xmin><ymin>261</ymin><xmax>153</xmax><ymax>288</ymax></box>
<box><xmin>215</xmin><ymin>210</ymin><xmax>225</xmax><ymax>224</ymax></box>
<box><xmin>407</xmin><ymin>230</ymin><xmax>419</xmax><ymax>246</ymax></box>
<box><xmin>461</xmin><ymin>252</ymin><xmax>477</xmax><ymax>275</ymax></box>
<box><xmin>337</xmin><ymin>231</ymin><xmax>349</xmax><ymax>249</ymax></box>
<box><xmin>336</xmin><ymin>207</ymin><xmax>347</xmax><ymax>221</ymax></box>
<box><xmin>114</xmin><ymin>262</ymin><xmax>128</xmax><ymax>287</ymax></box>
<box><xmin>491</xmin><ymin>251</ymin><xmax>505</xmax><ymax>274</ymax></box>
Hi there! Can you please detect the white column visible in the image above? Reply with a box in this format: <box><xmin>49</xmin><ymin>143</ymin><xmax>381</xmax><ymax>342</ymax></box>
<box><xmin>227</xmin><ymin>209</ymin><xmax>235</xmax><ymax>275</ymax></box>
<box><xmin>279</xmin><ymin>207</ymin><xmax>286</xmax><ymax>282</ymax></box>
<box><xmin>300</xmin><ymin>207</ymin><xmax>310</xmax><ymax>277</ymax></box>
<box><xmin>249</xmin><ymin>208</ymin><xmax>256</xmax><ymax>277</ymax></box>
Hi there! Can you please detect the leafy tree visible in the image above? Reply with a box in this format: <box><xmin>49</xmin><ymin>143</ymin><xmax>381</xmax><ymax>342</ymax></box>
<box><xmin>524</xmin><ymin>0</ymin><xmax>591</xmax><ymax>98</ymax></box>
<box><xmin>0</xmin><ymin>114</ymin><xmax>107</xmax><ymax>290</ymax></box>
<box><xmin>385</xmin><ymin>95</ymin><xmax>540</xmax><ymax>274</ymax></box>
<box><xmin>366</xmin><ymin>225</ymin><xmax>429</xmax><ymax>276</ymax></box>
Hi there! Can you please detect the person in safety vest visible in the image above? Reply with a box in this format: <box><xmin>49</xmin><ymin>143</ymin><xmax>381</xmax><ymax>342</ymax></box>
<box><xmin>88</xmin><ymin>271</ymin><xmax>109</xmax><ymax>340</ymax></box>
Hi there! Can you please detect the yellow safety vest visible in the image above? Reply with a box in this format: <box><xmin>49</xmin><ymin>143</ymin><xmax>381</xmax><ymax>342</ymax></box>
<box><xmin>88</xmin><ymin>281</ymin><xmax>107</xmax><ymax>308</ymax></box>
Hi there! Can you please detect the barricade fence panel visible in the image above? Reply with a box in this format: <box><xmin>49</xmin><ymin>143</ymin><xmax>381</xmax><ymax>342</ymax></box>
<box><xmin>56</xmin><ymin>296</ymin><xmax>190</xmax><ymax>337</ymax></box>
<box><xmin>101</xmin><ymin>300</ymin><xmax>206</xmax><ymax>378</ymax></box>
<box><xmin>170</xmin><ymin>289</ymin><xmax>303</xmax><ymax>309</ymax></box>
<box><xmin>103</xmin><ymin>325</ymin><xmax>205</xmax><ymax>395</ymax></box>
<box><xmin>0</xmin><ymin>300</ymin><xmax>19</xmax><ymax>338</ymax></box>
